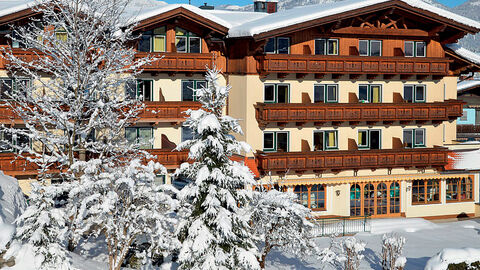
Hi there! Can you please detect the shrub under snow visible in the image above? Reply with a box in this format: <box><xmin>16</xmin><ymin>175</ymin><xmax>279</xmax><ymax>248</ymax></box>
<box><xmin>381</xmin><ymin>233</ymin><xmax>406</xmax><ymax>270</ymax></box>
<box><xmin>318</xmin><ymin>236</ymin><xmax>366</xmax><ymax>270</ymax></box>
<box><xmin>425</xmin><ymin>248</ymin><xmax>480</xmax><ymax>270</ymax></box>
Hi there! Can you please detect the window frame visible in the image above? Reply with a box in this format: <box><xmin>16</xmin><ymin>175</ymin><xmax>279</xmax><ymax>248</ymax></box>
<box><xmin>276</xmin><ymin>37</ymin><xmax>290</xmax><ymax>54</ymax></box>
<box><xmin>359</xmin><ymin>40</ymin><xmax>382</xmax><ymax>56</ymax></box>
<box><xmin>175</xmin><ymin>27</ymin><xmax>202</xmax><ymax>54</ymax></box>
<box><xmin>357</xmin><ymin>129</ymin><xmax>382</xmax><ymax>150</ymax></box>
<box><xmin>314</xmin><ymin>84</ymin><xmax>338</xmax><ymax>103</ymax></box>
<box><xmin>404</xmin><ymin>84</ymin><xmax>426</xmax><ymax>103</ymax></box>
<box><xmin>294</xmin><ymin>184</ymin><xmax>326</xmax><ymax>211</ymax></box>
<box><xmin>358</xmin><ymin>84</ymin><xmax>382</xmax><ymax>103</ymax></box>
<box><xmin>313</xmin><ymin>130</ymin><xmax>338</xmax><ymax>151</ymax></box>
<box><xmin>412</xmin><ymin>179</ymin><xmax>440</xmax><ymax>205</ymax></box>
<box><xmin>136</xmin><ymin>79</ymin><xmax>153</xmax><ymax>101</ymax></box>
<box><xmin>403</xmin><ymin>128</ymin><xmax>426</xmax><ymax>148</ymax></box>
<box><xmin>446</xmin><ymin>177</ymin><xmax>474</xmax><ymax>203</ymax></box>
<box><xmin>125</xmin><ymin>127</ymin><xmax>153</xmax><ymax>149</ymax></box>
<box><xmin>263</xmin><ymin>131</ymin><xmax>289</xmax><ymax>152</ymax></box>
<box><xmin>264</xmin><ymin>37</ymin><xmax>290</xmax><ymax>54</ymax></box>
<box><xmin>314</xmin><ymin>38</ymin><xmax>339</xmax><ymax>56</ymax></box>
<box><xmin>181</xmin><ymin>80</ymin><xmax>206</xmax><ymax>101</ymax></box>
<box><xmin>263</xmin><ymin>83</ymin><xmax>290</xmax><ymax>103</ymax></box>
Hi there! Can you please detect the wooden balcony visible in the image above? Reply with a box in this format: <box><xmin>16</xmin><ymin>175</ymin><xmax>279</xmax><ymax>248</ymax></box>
<box><xmin>138</xmin><ymin>101</ymin><xmax>201</xmax><ymax>124</ymax></box>
<box><xmin>0</xmin><ymin>47</ymin><xmax>42</xmax><ymax>69</ymax></box>
<box><xmin>0</xmin><ymin>153</ymin><xmax>41</xmax><ymax>176</ymax></box>
<box><xmin>457</xmin><ymin>125</ymin><xmax>480</xmax><ymax>139</ymax></box>
<box><xmin>255</xmin><ymin>147</ymin><xmax>449</xmax><ymax>175</ymax></box>
<box><xmin>255</xmin><ymin>100</ymin><xmax>464</xmax><ymax>127</ymax></box>
<box><xmin>135</xmin><ymin>52</ymin><xmax>219</xmax><ymax>73</ymax></box>
<box><xmin>146</xmin><ymin>149</ymin><xmax>189</xmax><ymax>169</ymax></box>
<box><xmin>256</xmin><ymin>54</ymin><xmax>451</xmax><ymax>77</ymax></box>
<box><xmin>0</xmin><ymin>104</ymin><xmax>23</xmax><ymax>124</ymax></box>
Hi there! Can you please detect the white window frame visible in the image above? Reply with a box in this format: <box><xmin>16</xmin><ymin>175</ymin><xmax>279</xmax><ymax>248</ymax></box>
<box><xmin>312</xmin><ymin>130</ymin><xmax>338</xmax><ymax>151</ymax></box>
<box><xmin>263</xmin><ymin>131</ymin><xmax>289</xmax><ymax>152</ymax></box>
<box><xmin>357</xmin><ymin>129</ymin><xmax>381</xmax><ymax>150</ymax></box>
<box><xmin>403</xmin><ymin>128</ymin><xmax>426</xmax><ymax>148</ymax></box>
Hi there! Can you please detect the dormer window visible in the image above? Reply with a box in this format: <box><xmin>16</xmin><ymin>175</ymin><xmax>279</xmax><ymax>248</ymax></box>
<box><xmin>315</xmin><ymin>38</ymin><xmax>338</xmax><ymax>55</ymax></box>
<box><xmin>405</xmin><ymin>41</ymin><xmax>426</xmax><ymax>57</ymax></box>
<box><xmin>138</xmin><ymin>26</ymin><xmax>166</xmax><ymax>53</ymax></box>
<box><xmin>264</xmin><ymin>37</ymin><xmax>290</xmax><ymax>54</ymax></box>
<box><xmin>175</xmin><ymin>27</ymin><xmax>201</xmax><ymax>53</ymax></box>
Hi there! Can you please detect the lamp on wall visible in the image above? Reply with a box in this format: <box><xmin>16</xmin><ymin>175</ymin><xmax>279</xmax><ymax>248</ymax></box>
<box><xmin>336</xmin><ymin>190</ymin><xmax>341</xmax><ymax>196</ymax></box>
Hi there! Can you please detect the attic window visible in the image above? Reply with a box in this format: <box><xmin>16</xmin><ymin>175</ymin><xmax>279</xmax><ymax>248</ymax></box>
<box><xmin>138</xmin><ymin>26</ymin><xmax>166</xmax><ymax>53</ymax></box>
<box><xmin>175</xmin><ymin>27</ymin><xmax>201</xmax><ymax>53</ymax></box>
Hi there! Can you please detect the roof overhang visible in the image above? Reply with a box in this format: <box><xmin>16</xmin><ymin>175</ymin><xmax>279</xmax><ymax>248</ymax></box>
<box><xmin>250</xmin><ymin>0</ymin><xmax>480</xmax><ymax>41</ymax></box>
<box><xmin>0</xmin><ymin>6</ymin><xmax>39</xmax><ymax>26</ymax></box>
<box><xmin>445</xmin><ymin>48</ymin><xmax>480</xmax><ymax>75</ymax></box>
<box><xmin>134</xmin><ymin>7</ymin><xmax>229</xmax><ymax>36</ymax></box>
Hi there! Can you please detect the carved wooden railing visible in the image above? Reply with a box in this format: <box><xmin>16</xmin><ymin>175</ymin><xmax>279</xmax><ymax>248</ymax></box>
<box><xmin>138</xmin><ymin>101</ymin><xmax>201</xmax><ymax>123</ymax></box>
<box><xmin>256</xmin><ymin>54</ymin><xmax>451</xmax><ymax>75</ymax></box>
<box><xmin>457</xmin><ymin>125</ymin><xmax>480</xmax><ymax>134</ymax></box>
<box><xmin>254</xmin><ymin>100</ymin><xmax>464</xmax><ymax>127</ymax></box>
<box><xmin>145</xmin><ymin>149</ymin><xmax>189</xmax><ymax>168</ymax></box>
<box><xmin>135</xmin><ymin>52</ymin><xmax>217</xmax><ymax>73</ymax></box>
<box><xmin>255</xmin><ymin>147</ymin><xmax>449</xmax><ymax>174</ymax></box>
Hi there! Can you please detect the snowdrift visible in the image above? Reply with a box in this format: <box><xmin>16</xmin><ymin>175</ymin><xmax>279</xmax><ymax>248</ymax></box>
<box><xmin>425</xmin><ymin>248</ymin><xmax>480</xmax><ymax>270</ymax></box>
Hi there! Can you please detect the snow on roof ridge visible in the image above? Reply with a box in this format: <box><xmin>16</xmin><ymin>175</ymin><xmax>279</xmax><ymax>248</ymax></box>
<box><xmin>457</xmin><ymin>79</ymin><xmax>480</xmax><ymax>91</ymax></box>
<box><xmin>228</xmin><ymin>0</ymin><xmax>480</xmax><ymax>38</ymax></box>
<box><xmin>0</xmin><ymin>1</ymin><xmax>35</xmax><ymax>19</ymax></box>
<box><xmin>128</xmin><ymin>3</ymin><xmax>233</xmax><ymax>29</ymax></box>
<box><xmin>447</xmin><ymin>43</ymin><xmax>480</xmax><ymax>66</ymax></box>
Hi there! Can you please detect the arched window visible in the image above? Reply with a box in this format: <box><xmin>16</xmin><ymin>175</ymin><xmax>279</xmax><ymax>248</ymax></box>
<box><xmin>294</xmin><ymin>185</ymin><xmax>308</xmax><ymax>207</ymax></box>
<box><xmin>310</xmin><ymin>185</ymin><xmax>325</xmax><ymax>210</ymax></box>
<box><xmin>376</xmin><ymin>183</ymin><xmax>387</xmax><ymax>215</ymax></box>
<box><xmin>390</xmin><ymin>182</ymin><xmax>400</xmax><ymax>214</ymax></box>
<box><xmin>364</xmin><ymin>184</ymin><xmax>374</xmax><ymax>216</ymax></box>
<box><xmin>350</xmin><ymin>184</ymin><xmax>361</xmax><ymax>216</ymax></box>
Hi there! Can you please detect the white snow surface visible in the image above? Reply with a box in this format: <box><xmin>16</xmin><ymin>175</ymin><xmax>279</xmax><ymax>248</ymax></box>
<box><xmin>227</xmin><ymin>0</ymin><xmax>480</xmax><ymax>37</ymax></box>
<box><xmin>0</xmin><ymin>171</ymin><xmax>26</xmax><ymax>225</ymax></box>
<box><xmin>458</xmin><ymin>79</ymin><xmax>480</xmax><ymax>91</ymax></box>
<box><xmin>447</xmin><ymin>44</ymin><xmax>480</xmax><ymax>65</ymax></box>
<box><xmin>449</xmin><ymin>149</ymin><xmax>480</xmax><ymax>170</ymax></box>
<box><xmin>0</xmin><ymin>0</ymin><xmax>34</xmax><ymax>19</ymax></box>
<box><xmin>425</xmin><ymin>248</ymin><xmax>480</xmax><ymax>270</ymax></box>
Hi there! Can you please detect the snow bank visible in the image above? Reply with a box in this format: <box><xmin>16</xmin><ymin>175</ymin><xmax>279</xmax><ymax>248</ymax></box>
<box><xmin>0</xmin><ymin>172</ymin><xmax>27</xmax><ymax>225</ymax></box>
<box><xmin>369</xmin><ymin>218</ymin><xmax>439</xmax><ymax>234</ymax></box>
<box><xmin>425</xmin><ymin>248</ymin><xmax>480</xmax><ymax>270</ymax></box>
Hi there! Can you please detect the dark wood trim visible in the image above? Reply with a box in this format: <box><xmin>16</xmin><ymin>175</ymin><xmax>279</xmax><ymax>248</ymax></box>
<box><xmin>423</xmin><ymin>213</ymin><xmax>475</xmax><ymax>220</ymax></box>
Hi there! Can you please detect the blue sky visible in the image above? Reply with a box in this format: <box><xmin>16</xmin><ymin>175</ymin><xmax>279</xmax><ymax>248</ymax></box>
<box><xmin>164</xmin><ymin>0</ymin><xmax>466</xmax><ymax>8</ymax></box>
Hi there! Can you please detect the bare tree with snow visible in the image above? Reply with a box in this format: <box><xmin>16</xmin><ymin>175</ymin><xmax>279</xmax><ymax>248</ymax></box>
<box><xmin>174</xmin><ymin>67</ymin><xmax>260</xmax><ymax>270</ymax></box>
<box><xmin>381</xmin><ymin>233</ymin><xmax>406</xmax><ymax>270</ymax></box>
<box><xmin>1</xmin><ymin>0</ymin><xmax>162</xmax><ymax>268</ymax></box>
<box><xmin>250</xmin><ymin>189</ymin><xmax>316</xmax><ymax>269</ymax></box>
<box><xmin>318</xmin><ymin>236</ymin><xmax>366</xmax><ymax>270</ymax></box>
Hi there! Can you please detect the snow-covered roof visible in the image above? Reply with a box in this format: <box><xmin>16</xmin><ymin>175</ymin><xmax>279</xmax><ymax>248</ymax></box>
<box><xmin>447</xmin><ymin>44</ymin><xmax>480</xmax><ymax>66</ymax></box>
<box><xmin>0</xmin><ymin>0</ymin><xmax>34</xmax><ymax>18</ymax></box>
<box><xmin>448</xmin><ymin>149</ymin><xmax>480</xmax><ymax>170</ymax></box>
<box><xmin>228</xmin><ymin>0</ymin><xmax>480</xmax><ymax>38</ymax></box>
<box><xmin>206</xmin><ymin>10</ymin><xmax>269</xmax><ymax>28</ymax></box>
<box><xmin>458</xmin><ymin>79</ymin><xmax>480</xmax><ymax>91</ymax></box>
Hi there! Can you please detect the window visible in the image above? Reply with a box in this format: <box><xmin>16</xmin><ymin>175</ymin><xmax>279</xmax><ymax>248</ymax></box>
<box><xmin>404</xmin><ymin>85</ymin><xmax>425</xmax><ymax>103</ymax></box>
<box><xmin>175</xmin><ymin>27</ymin><xmax>201</xmax><ymax>53</ymax></box>
<box><xmin>459</xmin><ymin>110</ymin><xmax>468</xmax><ymax>122</ymax></box>
<box><xmin>154</xmin><ymin>175</ymin><xmax>166</xmax><ymax>185</ymax></box>
<box><xmin>358</xmin><ymin>130</ymin><xmax>381</xmax><ymax>150</ymax></box>
<box><xmin>182</xmin><ymin>80</ymin><xmax>206</xmax><ymax>101</ymax></box>
<box><xmin>313</xmin><ymin>130</ymin><xmax>337</xmax><ymax>151</ymax></box>
<box><xmin>314</xmin><ymin>84</ymin><xmax>338</xmax><ymax>103</ymax></box>
<box><xmin>181</xmin><ymin>127</ymin><xmax>195</xmax><ymax>142</ymax></box>
<box><xmin>315</xmin><ymin>39</ymin><xmax>338</xmax><ymax>55</ymax></box>
<box><xmin>294</xmin><ymin>185</ymin><xmax>309</xmax><ymax>208</ymax></box>
<box><xmin>55</xmin><ymin>27</ymin><xmax>68</xmax><ymax>42</ymax></box>
<box><xmin>364</xmin><ymin>183</ymin><xmax>375</xmax><ymax>216</ymax></box>
<box><xmin>125</xmin><ymin>127</ymin><xmax>153</xmax><ymax>149</ymax></box>
<box><xmin>0</xmin><ymin>78</ymin><xmax>30</xmax><ymax>100</ymax></box>
<box><xmin>294</xmin><ymin>184</ymin><xmax>326</xmax><ymax>211</ymax></box>
<box><xmin>264</xmin><ymin>37</ymin><xmax>290</xmax><ymax>54</ymax></box>
<box><xmin>403</xmin><ymin>128</ymin><xmax>425</xmax><ymax>148</ymax></box>
<box><xmin>350</xmin><ymin>184</ymin><xmax>361</xmax><ymax>216</ymax></box>
<box><xmin>263</xmin><ymin>131</ymin><xmax>288</xmax><ymax>152</ymax></box>
<box><xmin>405</xmin><ymin>41</ymin><xmax>426</xmax><ymax>57</ymax></box>
<box><xmin>412</xmin><ymin>179</ymin><xmax>440</xmax><ymax>204</ymax></box>
<box><xmin>138</xmin><ymin>27</ymin><xmax>166</xmax><ymax>53</ymax></box>
<box><xmin>359</xmin><ymin>84</ymin><xmax>382</xmax><ymax>103</ymax></box>
<box><xmin>125</xmin><ymin>79</ymin><xmax>153</xmax><ymax>101</ymax></box>
<box><xmin>390</xmin><ymin>182</ymin><xmax>400</xmax><ymax>214</ymax></box>
<box><xmin>264</xmin><ymin>84</ymin><xmax>289</xmax><ymax>103</ymax></box>
<box><xmin>446</xmin><ymin>177</ymin><xmax>473</xmax><ymax>202</ymax></box>
<box><xmin>376</xmin><ymin>183</ymin><xmax>387</xmax><ymax>215</ymax></box>
<box><xmin>0</xmin><ymin>130</ymin><xmax>31</xmax><ymax>152</ymax></box>
<box><xmin>359</xmin><ymin>40</ymin><xmax>382</xmax><ymax>56</ymax></box>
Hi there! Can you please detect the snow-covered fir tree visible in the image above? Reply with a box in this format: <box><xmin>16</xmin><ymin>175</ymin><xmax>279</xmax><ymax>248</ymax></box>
<box><xmin>381</xmin><ymin>233</ymin><xmax>406</xmax><ymax>270</ymax></box>
<box><xmin>175</xmin><ymin>67</ymin><xmax>260</xmax><ymax>270</ymax></box>
<box><xmin>70</xmin><ymin>159</ymin><xmax>178</xmax><ymax>270</ymax></box>
<box><xmin>1</xmin><ymin>0</ymin><xmax>161</xmax><ymax>268</ymax></box>
<box><xmin>250</xmin><ymin>189</ymin><xmax>316</xmax><ymax>269</ymax></box>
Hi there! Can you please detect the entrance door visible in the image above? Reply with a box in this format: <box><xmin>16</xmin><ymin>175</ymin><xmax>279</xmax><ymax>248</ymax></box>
<box><xmin>350</xmin><ymin>182</ymin><xmax>401</xmax><ymax>217</ymax></box>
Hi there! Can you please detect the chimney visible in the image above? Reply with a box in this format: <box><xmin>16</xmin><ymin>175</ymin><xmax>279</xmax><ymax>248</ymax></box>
<box><xmin>254</xmin><ymin>0</ymin><xmax>278</xmax><ymax>13</ymax></box>
<box><xmin>199</xmin><ymin>2</ymin><xmax>214</xmax><ymax>10</ymax></box>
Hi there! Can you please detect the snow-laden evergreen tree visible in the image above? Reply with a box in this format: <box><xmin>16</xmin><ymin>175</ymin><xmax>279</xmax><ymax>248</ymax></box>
<box><xmin>318</xmin><ymin>236</ymin><xmax>366</xmax><ymax>270</ymax></box>
<box><xmin>175</xmin><ymin>67</ymin><xmax>260</xmax><ymax>270</ymax></box>
<box><xmin>381</xmin><ymin>233</ymin><xmax>406</xmax><ymax>270</ymax></box>
<box><xmin>70</xmin><ymin>159</ymin><xmax>178</xmax><ymax>270</ymax></box>
<box><xmin>1</xmin><ymin>0</ymin><xmax>159</xmax><ymax>267</ymax></box>
<box><xmin>250</xmin><ymin>189</ymin><xmax>316</xmax><ymax>269</ymax></box>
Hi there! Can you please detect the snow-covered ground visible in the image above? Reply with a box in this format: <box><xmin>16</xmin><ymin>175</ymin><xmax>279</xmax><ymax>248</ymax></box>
<box><xmin>268</xmin><ymin>218</ymin><xmax>480</xmax><ymax>269</ymax></box>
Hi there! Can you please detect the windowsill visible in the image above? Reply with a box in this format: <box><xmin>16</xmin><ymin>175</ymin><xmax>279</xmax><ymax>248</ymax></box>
<box><xmin>412</xmin><ymin>201</ymin><xmax>441</xmax><ymax>206</ymax></box>
<box><xmin>446</xmin><ymin>199</ymin><xmax>475</xmax><ymax>204</ymax></box>
<box><xmin>312</xmin><ymin>208</ymin><xmax>327</xmax><ymax>212</ymax></box>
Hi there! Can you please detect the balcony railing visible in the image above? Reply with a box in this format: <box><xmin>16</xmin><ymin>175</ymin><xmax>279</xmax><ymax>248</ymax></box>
<box><xmin>255</xmin><ymin>147</ymin><xmax>449</xmax><ymax>174</ymax></box>
<box><xmin>255</xmin><ymin>100</ymin><xmax>464</xmax><ymax>127</ymax></box>
<box><xmin>146</xmin><ymin>149</ymin><xmax>189</xmax><ymax>169</ymax></box>
<box><xmin>135</xmin><ymin>52</ymin><xmax>218</xmax><ymax>73</ymax></box>
<box><xmin>457</xmin><ymin>125</ymin><xmax>480</xmax><ymax>134</ymax></box>
<box><xmin>256</xmin><ymin>54</ymin><xmax>451</xmax><ymax>75</ymax></box>
<box><xmin>0</xmin><ymin>153</ymin><xmax>40</xmax><ymax>176</ymax></box>
<box><xmin>138</xmin><ymin>101</ymin><xmax>201</xmax><ymax>123</ymax></box>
